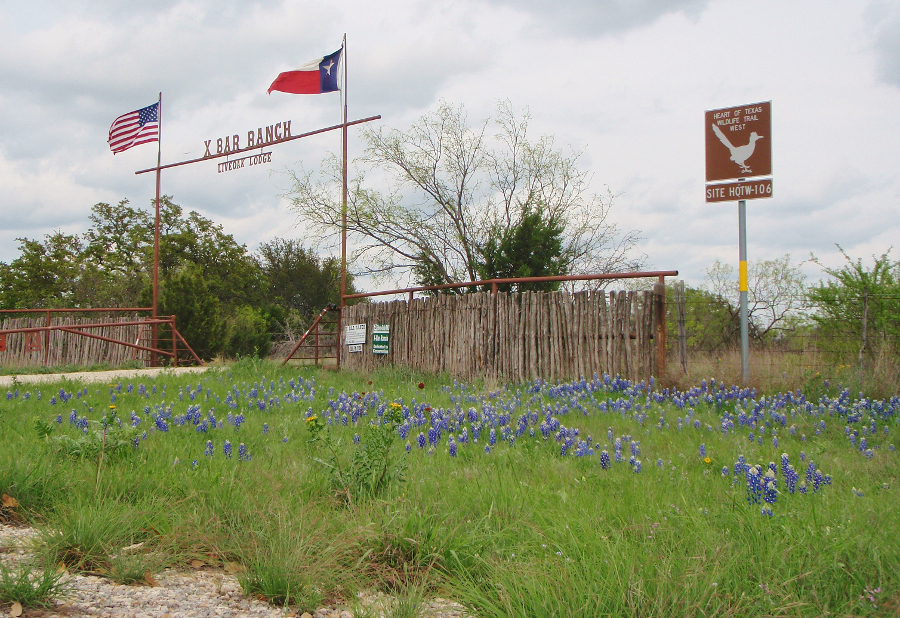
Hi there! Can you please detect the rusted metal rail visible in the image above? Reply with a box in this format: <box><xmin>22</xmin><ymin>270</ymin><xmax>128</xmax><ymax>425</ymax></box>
<box><xmin>0</xmin><ymin>311</ymin><xmax>203</xmax><ymax>367</ymax></box>
<box><xmin>343</xmin><ymin>270</ymin><xmax>680</xmax><ymax>302</ymax></box>
<box><xmin>281</xmin><ymin>305</ymin><xmax>340</xmax><ymax>366</ymax></box>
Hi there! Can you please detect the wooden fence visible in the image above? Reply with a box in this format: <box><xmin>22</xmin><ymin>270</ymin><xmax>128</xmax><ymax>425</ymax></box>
<box><xmin>0</xmin><ymin>315</ymin><xmax>149</xmax><ymax>367</ymax></box>
<box><xmin>341</xmin><ymin>289</ymin><xmax>661</xmax><ymax>383</ymax></box>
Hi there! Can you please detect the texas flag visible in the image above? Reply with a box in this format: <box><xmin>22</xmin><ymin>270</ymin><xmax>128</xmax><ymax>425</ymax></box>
<box><xmin>267</xmin><ymin>48</ymin><xmax>342</xmax><ymax>95</ymax></box>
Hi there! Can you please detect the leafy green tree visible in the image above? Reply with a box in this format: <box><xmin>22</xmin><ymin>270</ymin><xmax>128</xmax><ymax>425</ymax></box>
<box><xmin>158</xmin><ymin>263</ymin><xmax>226</xmax><ymax>361</ymax></box>
<box><xmin>476</xmin><ymin>206</ymin><xmax>566</xmax><ymax>292</ymax></box>
<box><xmin>667</xmin><ymin>284</ymin><xmax>743</xmax><ymax>352</ymax></box>
<box><xmin>0</xmin><ymin>233</ymin><xmax>84</xmax><ymax>309</ymax></box>
<box><xmin>807</xmin><ymin>248</ymin><xmax>900</xmax><ymax>360</ymax></box>
<box><xmin>224</xmin><ymin>305</ymin><xmax>272</xmax><ymax>358</ymax></box>
<box><xmin>256</xmin><ymin>238</ymin><xmax>355</xmax><ymax>320</ymax></box>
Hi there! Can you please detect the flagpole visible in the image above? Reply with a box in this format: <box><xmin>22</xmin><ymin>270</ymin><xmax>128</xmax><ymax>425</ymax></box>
<box><xmin>337</xmin><ymin>34</ymin><xmax>348</xmax><ymax>371</ymax></box>
<box><xmin>340</xmin><ymin>33</ymin><xmax>348</xmax><ymax>309</ymax></box>
<box><xmin>152</xmin><ymin>91</ymin><xmax>162</xmax><ymax>367</ymax></box>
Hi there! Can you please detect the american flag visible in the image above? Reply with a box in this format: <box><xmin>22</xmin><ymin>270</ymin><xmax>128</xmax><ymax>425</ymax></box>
<box><xmin>108</xmin><ymin>102</ymin><xmax>159</xmax><ymax>154</ymax></box>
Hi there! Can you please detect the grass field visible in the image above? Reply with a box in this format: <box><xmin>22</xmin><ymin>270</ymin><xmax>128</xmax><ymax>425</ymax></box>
<box><xmin>1</xmin><ymin>359</ymin><xmax>898</xmax><ymax>616</ymax></box>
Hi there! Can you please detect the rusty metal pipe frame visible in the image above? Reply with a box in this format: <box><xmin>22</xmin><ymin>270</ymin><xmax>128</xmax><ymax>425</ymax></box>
<box><xmin>0</xmin><ymin>307</ymin><xmax>152</xmax><ymax>315</ymax></box>
<box><xmin>342</xmin><ymin>270</ymin><xmax>679</xmax><ymax>301</ymax></box>
<box><xmin>56</xmin><ymin>327</ymin><xmax>174</xmax><ymax>358</ymax></box>
<box><xmin>0</xmin><ymin>317</ymin><xmax>204</xmax><ymax>366</ymax></box>
<box><xmin>281</xmin><ymin>306</ymin><xmax>338</xmax><ymax>366</ymax></box>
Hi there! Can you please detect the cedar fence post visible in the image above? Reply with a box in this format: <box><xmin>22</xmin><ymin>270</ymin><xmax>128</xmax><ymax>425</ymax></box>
<box><xmin>653</xmin><ymin>276</ymin><xmax>667</xmax><ymax>378</ymax></box>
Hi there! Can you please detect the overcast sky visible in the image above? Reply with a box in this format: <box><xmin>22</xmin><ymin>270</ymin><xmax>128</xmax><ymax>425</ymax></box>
<box><xmin>1</xmin><ymin>0</ymin><xmax>898</xmax><ymax>292</ymax></box>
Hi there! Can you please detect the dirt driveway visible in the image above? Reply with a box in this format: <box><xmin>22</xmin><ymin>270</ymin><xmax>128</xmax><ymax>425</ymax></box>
<box><xmin>0</xmin><ymin>366</ymin><xmax>211</xmax><ymax>387</ymax></box>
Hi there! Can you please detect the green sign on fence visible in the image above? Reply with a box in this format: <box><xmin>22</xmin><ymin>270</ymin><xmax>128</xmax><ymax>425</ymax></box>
<box><xmin>373</xmin><ymin>323</ymin><xmax>390</xmax><ymax>355</ymax></box>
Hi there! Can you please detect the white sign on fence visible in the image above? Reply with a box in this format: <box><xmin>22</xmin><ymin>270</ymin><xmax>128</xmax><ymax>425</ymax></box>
<box><xmin>345</xmin><ymin>323</ymin><xmax>366</xmax><ymax>345</ymax></box>
<box><xmin>348</xmin><ymin>344</ymin><xmax>363</xmax><ymax>353</ymax></box>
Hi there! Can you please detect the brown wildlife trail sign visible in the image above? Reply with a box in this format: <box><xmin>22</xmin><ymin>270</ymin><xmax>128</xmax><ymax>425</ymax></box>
<box><xmin>705</xmin><ymin>101</ymin><xmax>771</xmax><ymax>184</ymax></box>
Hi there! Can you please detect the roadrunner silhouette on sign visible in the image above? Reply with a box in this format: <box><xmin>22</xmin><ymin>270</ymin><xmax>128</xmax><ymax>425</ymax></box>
<box><xmin>712</xmin><ymin>124</ymin><xmax>763</xmax><ymax>174</ymax></box>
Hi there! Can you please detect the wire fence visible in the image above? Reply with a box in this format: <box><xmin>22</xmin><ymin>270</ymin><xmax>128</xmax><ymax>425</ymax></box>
<box><xmin>667</xmin><ymin>280</ymin><xmax>900</xmax><ymax>376</ymax></box>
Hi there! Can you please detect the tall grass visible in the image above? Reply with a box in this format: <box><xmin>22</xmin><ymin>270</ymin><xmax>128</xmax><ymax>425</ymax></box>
<box><xmin>0</xmin><ymin>359</ymin><xmax>897</xmax><ymax>615</ymax></box>
<box><xmin>669</xmin><ymin>346</ymin><xmax>900</xmax><ymax>400</ymax></box>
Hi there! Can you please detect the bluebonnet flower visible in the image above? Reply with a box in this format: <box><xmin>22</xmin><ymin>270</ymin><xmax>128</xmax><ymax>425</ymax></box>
<box><xmin>417</xmin><ymin>432</ymin><xmax>426</xmax><ymax>449</ymax></box>
<box><xmin>69</xmin><ymin>409</ymin><xmax>77</xmax><ymax>425</ymax></box>
<box><xmin>721</xmin><ymin>466</ymin><xmax>729</xmax><ymax>476</ymax></box>
<box><xmin>798</xmin><ymin>480</ymin><xmax>808</xmax><ymax>494</ymax></box>
<box><xmin>55</xmin><ymin>414</ymin><xmax>62</xmax><ymax>424</ymax></box>
<box><xmin>353</xmin><ymin>433</ymin><xmax>361</xmax><ymax>444</ymax></box>
<box><xmin>657</xmin><ymin>458</ymin><xmax>664</xmax><ymax>467</ymax></box>
<box><xmin>852</xmin><ymin>487</ymin><xmax>864</xmax><ymax>497</ymax></box>
<box><xmin>449</xmin><ymin>438</ymin><xmax>457</xmax><ymax>457</ymax></box>
<box><xmin>699</xmin><ymin>443</ymin><xmax>706</xmax><ymax>458</ymax></box>
<box><xmin>633</xmin><ymin>459</ymin><xmax>642</xmax><ymax>473</ymax></box>
<box><xmin>238</xmin><ymin>443</ymin><xmax>250</xmax><ymax>461</ymax></box>
<box><xmin>192</xmin><ymin>460</ymin><xmax>198</xmax><ymax>469</ymax></box>
<box><xmin>262</xmin><ymin>423</ymin><xmax>269</xmax><ymax>435</ymax></box>
<box><xmin>204</xmin><ymin>440</ymin><xmax>213</xmax><ymax>457</ymax></box>
<box><xmin>155</xmin><ymin>416</ymin><xmax>169</xmax><ymax>432</ymax></box>
<box><xmin>282</xmin><ymin>436</ymin><xmax>288</xmax><ymax>443</ymax></box>
<box><xmin>761</xmin><ymin>505</ymin><xmax>773</xmax><ymax>517</ymax></box>
<box><xmin>405</xmin><ymin>441</ymin><xmax>412</xmax><ymax>452</ymax></box>
<box><xmin>223</xmin><ymin>440</ymin><xmax>233</xmax><ymax>458</ymax></box>
<box><xmin>484</xmin><ymin>445</ymin><xmax>491</xmax><ymax>454</ymax></box>
<box><xmin>763</xmin><ymin>471</ymin><xmax>777</xmax><ymax>504</ymax></box>
<box><xmin>600</xmin><ymin>450</ymin><xmax>610</xmax><ymax>470</ymax></box>
<box><xmin>489</xmin><ymin>428</ymin><xmax>497</xmax><ymax>446</ymax></box>
<box><xmin>746</xmin><ymin>466</ymin><xmax>763</xmax><ymax>505</ymax></box>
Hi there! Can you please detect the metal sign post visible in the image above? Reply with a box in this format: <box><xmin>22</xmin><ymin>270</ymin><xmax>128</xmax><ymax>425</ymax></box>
<box><xmin>705</xmin><ymin>101</ymin><xmax>773</xmax><ymax>384</ymax></box>
<box><xmin>738</xmin><ymin>198</ymin><xmax>749</xmax><ymax>383</ymax></box>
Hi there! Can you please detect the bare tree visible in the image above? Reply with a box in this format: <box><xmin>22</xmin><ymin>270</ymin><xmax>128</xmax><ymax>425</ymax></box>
<box><xmin>287</xmin><ymin>100</ymin><xmax>642</xmax><ymax>287</ymax></box>
<box><xmin>705</xmin><ymin>254</ymin><xmax>807</xmax><ymax>339</ymax></box>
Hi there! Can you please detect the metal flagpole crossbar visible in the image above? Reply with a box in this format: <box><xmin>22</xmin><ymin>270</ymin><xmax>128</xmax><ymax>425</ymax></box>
<box><xmin>133</xmin><ymin>115</ymin><xmax>380</xmax><ymax>176</ymax></box>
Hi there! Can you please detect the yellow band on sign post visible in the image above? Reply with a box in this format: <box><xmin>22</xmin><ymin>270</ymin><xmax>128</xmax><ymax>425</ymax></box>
<box><xmin>739</xmin><ymin>260</ymin><xmax>748</xmax><ymax>292</ymax></box>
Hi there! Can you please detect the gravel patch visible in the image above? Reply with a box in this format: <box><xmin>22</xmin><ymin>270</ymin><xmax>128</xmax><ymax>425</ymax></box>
<box><xmin>0</xmin><ymin>525</ymin><xmax>470</xmax><ymax>618</ymax></box>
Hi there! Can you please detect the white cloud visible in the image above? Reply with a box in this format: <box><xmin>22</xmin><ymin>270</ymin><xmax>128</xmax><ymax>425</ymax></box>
<box><xmin>0</xmin><ymin>0</ymin><xmax>898</xmax><ymax>294</ymax></box>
